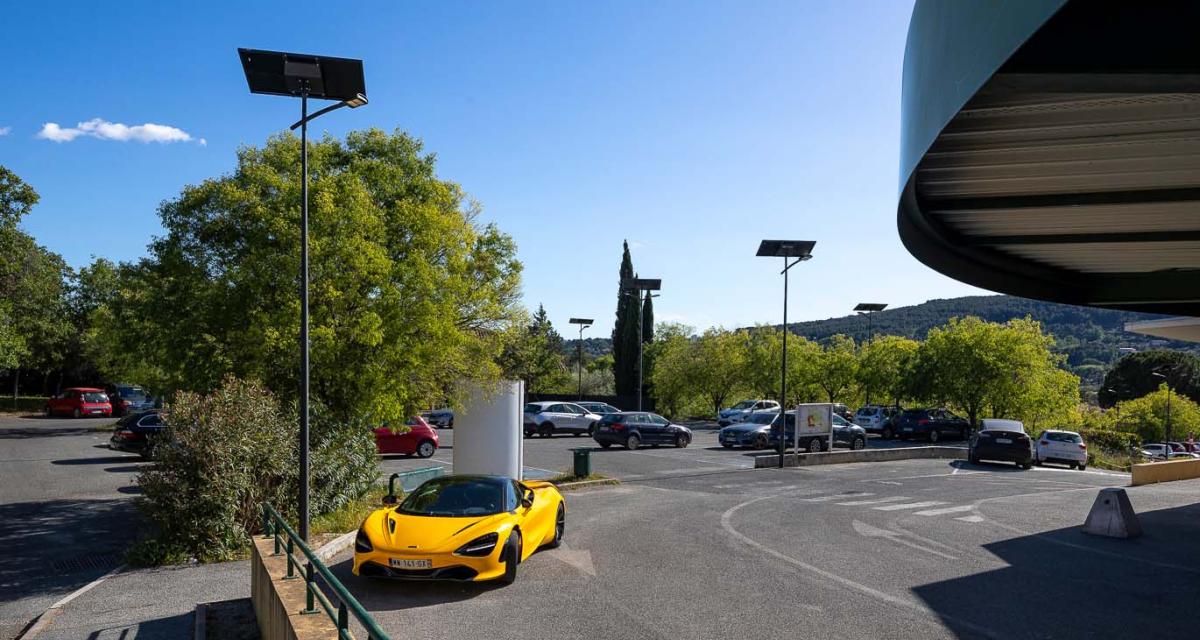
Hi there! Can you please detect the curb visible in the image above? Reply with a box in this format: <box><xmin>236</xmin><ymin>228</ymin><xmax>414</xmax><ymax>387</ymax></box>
<box><xmin>314</xmin><ymin>530</ymin><xmax>357</xmax><ymax>563</ymax></box>
<box><xmin>554</xmin><ymin>478</ymin><xmax>621</xmax><ymax>490</ymax></box>
<box><xmin>16</xmin><ymin>563</ymin><xmax>126</xmax><ymax>640</ymax></box>
<box><xmin>753</xmin><ymin>446</ymin><xmax>967</xmax><ymax>468</ymax></box>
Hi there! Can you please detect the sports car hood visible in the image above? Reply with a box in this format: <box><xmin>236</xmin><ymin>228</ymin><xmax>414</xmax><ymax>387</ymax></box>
<box><xmin>365</xmin><ymin>508</ymin><xmax>513</xmax><ymax>553</ymax></box>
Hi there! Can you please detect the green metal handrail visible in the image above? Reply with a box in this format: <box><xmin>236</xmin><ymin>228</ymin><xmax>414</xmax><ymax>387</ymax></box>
<box><xmin>261</xmin><ymin>503</ymin><xmax>390</xmax><ymax>640</ymax></box>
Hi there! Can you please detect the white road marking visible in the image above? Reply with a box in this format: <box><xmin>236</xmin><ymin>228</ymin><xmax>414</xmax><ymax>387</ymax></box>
<box><xmin>550</xmin><ymin>544</ymin><xmax>596</xmax><ymax>576</ymax></box>
<box><xmin>836</xmin><ymin>496</ymin><xmax>912</xmax><ymax>506</ymax></box>
<box><xmin>16</xmin><ymin>564</ymin><xmax>126</xmax><ymax>639</ymax></box>
<box><xmin>796</xmin><ymin>493</ymin><xmax>873</xmax><ymax>502</ymax></box>
<box><xmin>955</xmin><ymin>515</ymin><xmax>985</xmax><ymax>523</ymax></box>
<box><xmin>873</xmin><ymin>500</ymin><xmax>946</xmax><ymax>511</ymax></box>
<box><xmin>720</xmin><ymin>496</ymin><xmax>999</xmax><ymax>639</ymax></box>
<box><xmin>851</xmin><ymin>520</ymin><xmax>960</xmax><ymax>560</ymax></box>
<box><xmin>913</xmin><ymin>505</ymin><xmax>976</xmax><ymax>517</ymax></box>
<box><xmin>862</xmin><ymin>471</ymin><xmax>982</xmax><ymax>483</ymax></box>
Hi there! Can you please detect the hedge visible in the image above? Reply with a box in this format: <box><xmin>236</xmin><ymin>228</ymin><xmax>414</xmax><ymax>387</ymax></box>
<box><xmin>1</xmin><ymin>396</ymin><xmax>50</xmax><ymax>413</ymax></box>
<box><xmin>1076</xmin><ymin>428</ymin><xmax>1141</xmax><ymax>452</ymax></box>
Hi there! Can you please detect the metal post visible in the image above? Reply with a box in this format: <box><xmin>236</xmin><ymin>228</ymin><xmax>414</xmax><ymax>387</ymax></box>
<box><xmin>637</xmin><ymin>292</ymin><xmax>644</xmax><ymax>412</ymax></box>
<box><xmin>865</xmin><ymin>311</ymin><xmax>872</xmax><ymax>405</ymax></box>
<box><xmin>578</xmin><ymin>325</ymin><xmax>584</xmax><ymax>400</ymax></box>
<box><xmin>1166</xmin><ymin>384</ymin><xmax>1172</xmax><ymax>446</ymax></box>
<box><xmin>299</xmin><ymin>90</ymin><xmax>311</xmax><ymax>542</ymax></box>
<box><xmin>779</xmin><ymin>257</ymin><xmax>788</xmax><ymax>468</ymax></box>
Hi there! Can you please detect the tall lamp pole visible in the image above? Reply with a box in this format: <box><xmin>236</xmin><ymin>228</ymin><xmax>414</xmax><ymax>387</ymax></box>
<box><xmin>239</xmin><ymin>49</ymin><xmax>368</xmax><ymax>541</ymax></box>
<box><xmin>621</xmin><ymin>278</ymin><xmax>661</xmax><ymax>411</ymax></box>
<box><xmin>757</xmin><ymin>240</ymin><xmax>815</xmax><ymax>469</ymax></box>
<box><xmin>569</xmin><ymin>318</ymin><xmax>593</xmax><ymax>400</ymax></box>
<box><xmin>853</xmin><ymin>303</ymin><xmax>887</xmax><ymax>405</ymax></box>
<box><xmin>1152</xmin><ymin>371</ymin><xmax>1173</xmax><ymax>451</ymax></box>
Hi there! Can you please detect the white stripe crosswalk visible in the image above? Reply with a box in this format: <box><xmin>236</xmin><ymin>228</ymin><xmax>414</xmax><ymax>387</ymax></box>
<box><xmin>913</xmin><ymin>505</ymin><xmax>976</xmax><ymax>517</ymax></box>
<box><xmin>873</xmin><ymin>500</ymin><xmax>946</xmax><ymax>511</ymax></box>
<box><xmin>836</xmin><ymin>496</ymin><xmax>912</xmax><ymax>506</ymax></box>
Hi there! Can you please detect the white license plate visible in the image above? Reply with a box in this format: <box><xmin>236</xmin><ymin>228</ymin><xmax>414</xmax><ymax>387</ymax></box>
<box><xmin>389</xmin><ymin>558</ymin><xmax>431</xmax><ymax>569</ymax></box>
<box><xmin>996</xmin><ymin>438</ymin><xmax>1012</xmax><ymax>444</ymax></box>
<box><xmin>90</xmin><ymin>410</ymin><xmax>104</xmax><ymax>414</ymax></box>
<box><xmin>902</xmin><ymin>427</ymin><xmax>913</xmax><ymax>432</ymax></box>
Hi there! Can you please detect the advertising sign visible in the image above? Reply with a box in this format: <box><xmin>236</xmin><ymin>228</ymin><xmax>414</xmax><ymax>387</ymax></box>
<box><xmin>795</xmin><ymin>403</ymin><xmax>834</xmax><ymax>452</ymax></box>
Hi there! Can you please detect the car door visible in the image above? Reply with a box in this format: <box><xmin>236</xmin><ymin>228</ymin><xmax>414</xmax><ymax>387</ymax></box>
<box><xmin>564</xmin><ymin>404</ymin><xmax>590</xmax><ymax>432</ymax></box>
<box><xmin>650</xmin><ymin>414</ymin><xmax>674</xmax><ymax>443</ymax></box>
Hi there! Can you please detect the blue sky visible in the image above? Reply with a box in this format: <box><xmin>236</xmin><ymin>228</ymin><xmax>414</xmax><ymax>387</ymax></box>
<box><xmin>1</xmin><ymin>0</ymin><xmax>986</xmax><ymax>336</ymax></box>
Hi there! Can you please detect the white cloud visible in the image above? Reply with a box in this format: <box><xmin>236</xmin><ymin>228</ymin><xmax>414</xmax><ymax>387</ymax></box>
<box><xmin>37</xmin><ymin>118</ymin><xmax>199</xmax><ymax>144</ymax></box>
<box><xmin>0</xmin><ymin>126</ymin><xmax>10</xmax><ymax>137</ymax></box>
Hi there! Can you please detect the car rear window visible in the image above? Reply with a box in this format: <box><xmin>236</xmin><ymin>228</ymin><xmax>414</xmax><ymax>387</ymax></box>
<box><xmin>523</xmin><ymin>404</ymin><xmax>542</xmax><ymax>413</ymax></box>
<box><xmin>856</xmin><ymin>407</ymin><xmax>878</xmax><ymax>416</ymax></box>
<box><xmin>83</xmin><ymin>392</ymin><xmax>108</xmax><ymax>403</ymax></box>
<box><xmin>1044</xmin><ymin>432</ymin><xmax>1083</xmax><ymax>443</ymax></box>
<box><xmin>599</xmin><ymin>414</ymin><xmax>624</xmax><ymax>423</ymax></box>
<box><xmin>119</xmin><ymin>388</ymin><xmax>148</xmax><ymax>400</ymax></box>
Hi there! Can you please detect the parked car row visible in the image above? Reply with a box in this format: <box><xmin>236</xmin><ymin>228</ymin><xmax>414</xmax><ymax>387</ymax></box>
<box><xmin>718</xmin><ymin>410</ymin><xmax>867</xmax><ymax>452</ymax></box>
<box><xmin>44</xmin><ymin>383</ymin><xmax>158</xmax><ymax>419</ymax></box>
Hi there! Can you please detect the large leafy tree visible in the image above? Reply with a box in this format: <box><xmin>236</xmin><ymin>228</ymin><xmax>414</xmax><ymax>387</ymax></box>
<box><xmin>1099</xmin><ymin>350</ymin><xmax>1200</xmax><ymax>408</ymax></box>
<box><xmin>647</xmin><ymin>322</ymin><xmax>695</xmax><ymax>418</ymax></box>
<box><xmin>611</xmin><ymin>241</ymin><xmax>639</xmax><ymax>396</ymax></box>
<box><xmin>813</xmin><ymin>334</ymin><xmax>859</xmax><ymax>403</ymax></box>
<box><xmin>0</xmin><ymin>166</ymin><xmax>73</xmax><ymax>396</ymax></box>
<box><xmin>691</xmin><ymin>328</ymin><xmax>747</xmax><ymax>416</ymax></box>
<box><xmin>857</xmin><ymin>335</ymin><xmax>919</xmax><ymax>407</ymax></box>
<box><xmin>90</xmin><ymin>129</ymin><xmax>522</xmax><ymax>420</ymax></box>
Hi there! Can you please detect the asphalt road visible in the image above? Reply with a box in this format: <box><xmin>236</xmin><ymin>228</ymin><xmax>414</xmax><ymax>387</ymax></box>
<box><xmin>0</xmin><ymin>414</ymin><xmax>151</xmax><ymax>639</ymax></box>
<box><xmin>345</xmin><ymin>446</ymin><xmax>1200</xmax><ymax>640</ymax></box>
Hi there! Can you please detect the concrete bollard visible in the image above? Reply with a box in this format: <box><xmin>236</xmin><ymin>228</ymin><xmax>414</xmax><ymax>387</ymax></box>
<box><xmin>1082</xmin><ymin>488</ymin><xmax>1142</xmax><ymax>539</ymax></box>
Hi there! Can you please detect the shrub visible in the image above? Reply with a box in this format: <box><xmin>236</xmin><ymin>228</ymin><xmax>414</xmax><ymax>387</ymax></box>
<box><xmin>131</xmin><ymin>375</ymin><xmax>380</xmax><ymax>564</ymax></box>
<box><xmin>1077</xmin><ymin>428</ymin><xmax>1140</xmax><ymax>453</ymax></box>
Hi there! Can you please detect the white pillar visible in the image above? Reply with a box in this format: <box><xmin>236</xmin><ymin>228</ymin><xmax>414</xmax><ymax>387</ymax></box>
<box><xmin>452</xmin><ymin>380</ymin><xmax>524</xmax><ymax>479</ymax></box>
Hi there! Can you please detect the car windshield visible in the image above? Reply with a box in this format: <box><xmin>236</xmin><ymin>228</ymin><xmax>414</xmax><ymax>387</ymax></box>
<box><xmin>857</xmin><ymin>407</ymin><xmax>878</xmax><ymax>416</ymax></box>
<box><xmin>731</xmin><ymin>401</ymin><xmax>755</xmax><ymax>410</ymax></box>
<box><xmin>119</xmin><ymin>388</ymin><xmax>148</xmax><ymax>400</ymax></box>
<box><xmin>1044</xmin><ymin>432</ymin><xmax>1082</xmax><ymax>443</ymax></box>
<box><xmin>833</xmin><ymin>415</ymin><xmax>850</xmax><ymax>426</ymax></box>
<box><xmin>398</xmin><ymin>477</ymin><xmax>506</xmax><ymax>517</ymax></box>
<box><xmin>82</xmin><ymin>392</ymin><xmax>108</xmax><ymax>403</ymax></box>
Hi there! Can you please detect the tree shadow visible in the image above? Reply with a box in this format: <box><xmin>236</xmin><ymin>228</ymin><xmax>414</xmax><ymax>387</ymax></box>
<box><xmin>52</xmin><ymin>456</ymin><xmax>135</xmax><ymax>465</ymax></box>
<box><xmin>912</xmin><ymin>502</ymin><xmax>1200</xmax><ymax>638</ymax></box>
<box><xmin>83</xmin><ymin>610</ymin><xmax>192</xmax><ymax>640</ymax></box>
<box><xmin>104</xmin><ymin>465</ymin><xmax>147</xmax><ymax>474</ymax></box>
<box><xmin>0</xmin><ymin>427</ymin><xmax>98</xmax><ymax>439</ymax></box>
<box><xmin>0</xmin><ymin>498</ymin><xmax>143</xmax><ymax>606</ymax></box>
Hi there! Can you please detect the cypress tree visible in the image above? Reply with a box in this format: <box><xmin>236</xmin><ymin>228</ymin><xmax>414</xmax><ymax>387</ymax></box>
<box><xmin>641</xmin><ymin>292</ymin><xmax>654</xmax><ymax>345</ymax></box>
<box><xmin>612</xmin><ymin>241</ymin><xmax>640</xmax><ymax>396</ymax></box>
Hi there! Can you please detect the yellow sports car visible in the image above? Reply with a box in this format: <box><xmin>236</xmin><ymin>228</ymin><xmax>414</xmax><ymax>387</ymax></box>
<box><xmin>353</xmin><ymin>474</ymin><xmax>565</xmax><ymax>584</ymax></box>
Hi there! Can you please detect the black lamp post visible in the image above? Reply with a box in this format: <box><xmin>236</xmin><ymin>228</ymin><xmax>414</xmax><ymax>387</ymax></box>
<box><xmin>853</xmin><ymin>303</ymin><xmax>887</xmax><ymax>405</ymax></box>
<box><xmin>620</xmin><ymin>278</ymin><xmax>661</xmax><ymax>411</ymax></box>
<box><xmin>238</xmin><ymin>48</ymin><xmax>368</xmax><ymax>542</ymax></box>
<box><xmin>569</xmin><ymin>318</ymin><xmax>593</xmax><ymax>399</ymax></box>
<box><xmin>757</xmin><ymin>240</ymin><xmax>815</xmax><ymax>469</ymax></box>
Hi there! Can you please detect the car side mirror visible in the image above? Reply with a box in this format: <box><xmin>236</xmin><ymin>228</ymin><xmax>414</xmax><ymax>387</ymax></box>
<box><xmin>382</xmin><ymin>494</ymin><xmax>398</xmax><ymax>506</ymax></box>
<box><xmin>383</xmin><ymin>472</ymin><xmax>402</xmax><ymax>506</ymax></box>
<box><xmin>522</xmin><ymin>488</ymin><xmax>535</xmax><ymax>508</ymax></box>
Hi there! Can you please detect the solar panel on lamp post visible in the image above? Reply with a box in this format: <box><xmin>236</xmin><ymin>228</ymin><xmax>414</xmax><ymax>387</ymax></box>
<box><xmin>238</xmin><ymin>48</ymin><xmax>367</xmax><ymax>543</ymax></box>
<box><xmin>853</xmin><ymin>303</ymin><xmax>887</xmax><ymax>405</ymax></box>
<box><xmin>756</xmin><ymin>240</ymin><xmax>815</xmax><ymax>469</ymax></box>
<box><xmin>620</xmin><ymin>278</ymin><xmax>661</xmax><ymax>411</ymax></box>
<box><xmin>569</xmin><ymin>318</ymin><xmax>594</xmax><ymax>400</ymax></box>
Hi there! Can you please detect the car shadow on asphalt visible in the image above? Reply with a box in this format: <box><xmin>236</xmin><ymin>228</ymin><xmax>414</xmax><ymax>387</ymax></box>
<box><xmin>326</xmin><ymin>556</ymin><xmax>499</xmax><ymax>612</ymax></box>
<box><xmin>52</xmin><ymin>456</ymin><xmax>137</xmax><ymax>465</ymax></box>
<box><xmin>103</xmin><ymin>464</ymin><xmax>147</xmax><ymax>474</ymax></box>
<box><xmin>0</xmin><ymin>498</ymin><xmax>141</xmax><ymax>607</ymax></box>
<box><xmin>0</xmin><ymin>427</ymin><xmax>98</xmax><ymax>439</ymax></box>
<box><xmin>912</xmin><ymin>502</ymin><xmax>1200</xmax><ymax>638</ymax></box>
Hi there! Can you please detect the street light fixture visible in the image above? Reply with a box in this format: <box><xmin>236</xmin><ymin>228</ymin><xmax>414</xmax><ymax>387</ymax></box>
<box><xmin>239</xmin><ymin>48</ymin><xmax>368</xmax><ymax>542</ymax></box>
<box><xmin>569</xmin><ymin>318</ymin><xmax>594</xmax><ymax>399</ymax></box>
<box><xmin>620</xmin><ymin>278</ymin><xmax>661</xmax><ymax>411</ymax></box>
<box><xmin>757</xmin><ymin>240</ymin><xmax>815</xmax><ymax>469</ymax></box>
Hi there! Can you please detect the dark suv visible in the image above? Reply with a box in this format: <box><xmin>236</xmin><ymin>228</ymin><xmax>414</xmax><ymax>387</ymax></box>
<box><xmin>969</xmin><ymin>419</ymin><xmax>1033</xmax><ymax>469</ymax></box>
<box><xmin>895</xmin><ymin>408</ymin><xmax>969</xmax><ymax>443</ymax></box>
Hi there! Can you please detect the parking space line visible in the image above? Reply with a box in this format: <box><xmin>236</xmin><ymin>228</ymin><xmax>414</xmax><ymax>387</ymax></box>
<box><xmin>797</xmin><ymin>493</ymin><xmax>872</xmax><ymax>502</ymax></box>
<box><xmin>835</xmin><ymin>496</ymin><xmax>911</xmax><ymax>506</ymax></box>
<box><xmin>862</xmin><ymin>471</ymin><xmax>983</xmax><ymax>483</ymax></box>
<box><xmin>873</xmin><ymin>500</ymin><xmax>945</xmax><ymax>511</ymax></box>
<box><xmin>913</xmin><ymin>505</ymin><xmax>975</xmax><ymax>516</ymax></box>
<box><xmin>955</xmin><ymin>515</ymin><xmax>985</xmax><ymax>523</ymax></box>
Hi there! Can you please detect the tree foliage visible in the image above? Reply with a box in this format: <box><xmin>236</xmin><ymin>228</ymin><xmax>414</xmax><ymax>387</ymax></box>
<box><xmin>813</xmin><ymin>334</ymin><xmax>858</xmax><ymax>403</ymax></box>
<box><xmin>497</xmin><ymin>304</ymin><xmax>570</xmax><ymax>393</ymax></box>
<box><xmin>88</xmin><ymin>129</ymin><xmax>522</xmax><ymax>420</ymax></box>
<box><xmin>1098</xmin><ymin>350</ymin><xmax>1200</xmax><ymax>408</ymax></box>
<box><xmin>611</xmin><ymin>241</ymin><xmax>639</xmax><ymax>396</ymax></box>
<box><xmin>857</xmin><ymin>335</ymin><xmax>919</xmax><ymax>406</ymax></box>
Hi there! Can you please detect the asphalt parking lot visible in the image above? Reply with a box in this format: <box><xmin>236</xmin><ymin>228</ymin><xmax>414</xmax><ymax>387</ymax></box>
<box><xmin>340</xmin><ymin>456</ymin><xmax>1200</xmax><ymax>640</ymax></box>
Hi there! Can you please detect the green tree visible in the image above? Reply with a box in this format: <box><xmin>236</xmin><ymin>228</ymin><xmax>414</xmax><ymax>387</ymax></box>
<box><xmin>813</xmin><ymin>334</ymin><xmax>858</xmax><ymax>403</ymax></box>
<box><xmin>1106</xmin><ymin>385</ymin><xmax>1200</xmax><ymax>443</ymax></box>
<box><xmin>611</xmin><ymin>241</ymin><xmax>640</xmax><ymax>397</ymax></box>
<box><xmin>857</xmin><ymin>335</ymin><xmax>919</xmax><ymax>407</ymax></box>
<box><xmin>648</xmin><ymin>324</ymin><xmax>697</xmax><ymax>418</ymax></box>
<box><xmin>692</xmin><ymin>328</ymin><xmax>747</xmax><ymax>416</ymax></box>
<box><xmin>1099</xmin><ymin>350</ymin><xmax>1200</xmax><ymax>408</ymax></box>
<box><xmin>498</xmin><ymin>304</ymin><xmax>570</xmax><ymax>393</ymax></box>
<box><xmin>89</xmin><ymin>129</ymin><xmax>522</xmax><ymax>421</ymax></box>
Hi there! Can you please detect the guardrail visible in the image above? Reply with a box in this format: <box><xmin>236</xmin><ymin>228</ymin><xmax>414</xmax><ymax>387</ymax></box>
<box><xmin>261</xmin><ymin>503</ymin><xmax>390</xmax><ymax>640</ymax></box>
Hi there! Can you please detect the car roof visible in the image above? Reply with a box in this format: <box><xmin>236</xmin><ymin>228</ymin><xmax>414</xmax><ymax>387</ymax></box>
<box><xmin>67</xmin><ymin>387</ymin><xmax>104</xmax><ymax>392</ymax></box>
<box><xmin>981</xmin><ymin>418</ymin><xmax>1024</xmax><ymax>432</ymax></box>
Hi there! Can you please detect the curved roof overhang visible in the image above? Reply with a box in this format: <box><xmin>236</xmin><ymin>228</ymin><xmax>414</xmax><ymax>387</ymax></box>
<box><xmin>899</xmin><ymin>0</ymin><xmax>1200</xmax><ymax>316</ymax></box>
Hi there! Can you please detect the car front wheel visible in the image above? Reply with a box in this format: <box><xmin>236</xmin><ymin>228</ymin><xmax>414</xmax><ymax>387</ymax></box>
<box><xmin>544</xmin><ymin>504</ymin><xmax>564</xmax><ymax>549</ymax></box>
<box><xmin>675</xmin><ymin>434</ymin><xmax>690</xmax><ymax>448</ymax></box>
<box><xmin>807</xmin><ymin>437</ymin><xmax>823</xmax><ymax>453</ymax></box>
<box><xmin>416</xmin><ymin>440</ymin><xmax>436</xmax><ymax>458</ymax></box>
<box><xmin>881</xmin><ymin>426</ymin><xmax>893</xmax><ymax>439</ymax></box>
<box><xmin>72</xmin><ymin>408</ymin><xmax>81</xmax><ymax>419</ymax></box>
<box><xmin>626</xmin><ymin>434</ymin><xmax>640</xmax><ymax>450</ymax></box>
<box><xmin>539</xmin><ymin>424</ymin><xmax>554</xmax><ymax>438</ymax></box>
<box><xmin>499</xmin><ymin>530</ymin><xmax>521</xmax><ymax>585</ymax></box>
<box><xmin>851</xmin><ymin>437</ymin><xmax>866</xmax><ymax>450</ymax></box>
<box><xmin>928</xmin><ymin>429</ymin><xmax>940</xmax><ymax>443</ymax></box>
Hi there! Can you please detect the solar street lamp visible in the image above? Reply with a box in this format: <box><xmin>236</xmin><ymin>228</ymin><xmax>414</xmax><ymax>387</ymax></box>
<box><xmin>620</xmin><ymin>278</ymin><xmax>662</xmax><ymax>411</ymax></box>
<box><xmin>238</xmin><ymin>48</ymin><xmax>368</xmax><ymax>542</ymax></box>
<box><xmin>569</xmin><ymin>318</ymin><xmax>594</xmax><ymax>399</ymax></box>
<box><xmin>756</xmin><ymin>240</ymin><xmax>815</xmax><ymax>469</ymax></box>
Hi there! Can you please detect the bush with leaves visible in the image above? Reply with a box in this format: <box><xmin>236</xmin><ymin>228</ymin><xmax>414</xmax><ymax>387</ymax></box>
<box><xmin>132</xmin><ymin>375</ymin><xmax>377</xmax><ymax>564</ymax></box>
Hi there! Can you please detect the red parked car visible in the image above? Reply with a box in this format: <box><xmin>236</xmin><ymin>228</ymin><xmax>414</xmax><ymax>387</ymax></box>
<box><xmin>45</xmin><ymin>387</ymin><xmax>112</xmax><ymax>418</ymax></box>
<box><xmin>374</xmin><ymin>417</ymin><xmax>439</xmax><ymax>458</ymax></box>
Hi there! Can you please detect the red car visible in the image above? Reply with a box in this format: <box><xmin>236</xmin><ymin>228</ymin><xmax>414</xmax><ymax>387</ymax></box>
<box><xmin>374</xmin><ymin>417</ymin><xmax>439</xmax><ymax>458</ymax></box>
<box><xmin>45</xmin><ymin>387</ymin><xmax>113</xmax><ymax>418</ymax></box>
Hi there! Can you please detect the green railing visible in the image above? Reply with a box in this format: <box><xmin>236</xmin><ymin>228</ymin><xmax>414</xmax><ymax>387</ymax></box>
<box><xmin>261</xmin><ymin>503</ymin><xmax>390</xmax><ymax>640</ymax></box>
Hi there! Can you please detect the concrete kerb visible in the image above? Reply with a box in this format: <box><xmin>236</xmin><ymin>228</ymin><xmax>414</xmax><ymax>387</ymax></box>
<box><xmin>753</xmin><ymin>446</ymin><xmax>967</xmax><ymax>468</ymax></box>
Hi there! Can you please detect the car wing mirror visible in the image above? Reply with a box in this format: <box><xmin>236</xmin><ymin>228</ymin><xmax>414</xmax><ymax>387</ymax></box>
<box><xmin>522</xmin><ymin>488</ymin><xmax>535</xmax><ymax>508</ymax></box>
<box><xmin>383</xmin><ymin>472</ymin><xmax>402</xmax><ymax>505</ymax></box>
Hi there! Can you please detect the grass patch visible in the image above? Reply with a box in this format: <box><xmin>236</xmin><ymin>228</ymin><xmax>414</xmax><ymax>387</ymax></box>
<box><xmin>544</xmin><ymin>472</ymin><xmax>619</xmax><ymax>489</ymax></box>
<box><xmin>310</xmin><ymin>484</ymin><xmax>391</xmax><ymax>536</ymax></box>
<box><xmin>1088</xmin><ymin>449</ymin><xmax>1139</xmax><ymax>473</ymax></box>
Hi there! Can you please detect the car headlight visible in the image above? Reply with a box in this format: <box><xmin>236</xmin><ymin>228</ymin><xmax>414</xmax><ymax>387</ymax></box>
<box><xmin>355</xmin><ymin>526</ymin><xmax>373</xmax><ymax>553</ymax></box>
<box><xmin>454</xmin><ymin>532</ymin><xmax>499</xmax><ymax>557</ymax></box>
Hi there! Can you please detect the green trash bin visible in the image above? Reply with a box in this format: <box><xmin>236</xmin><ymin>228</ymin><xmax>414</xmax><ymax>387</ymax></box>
<box><xmin>572</xmin><ymin>448</ymin><xmax>592</xmax><ymax>478</ymax></box>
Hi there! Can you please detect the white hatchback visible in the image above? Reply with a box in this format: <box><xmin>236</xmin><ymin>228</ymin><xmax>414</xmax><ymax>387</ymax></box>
<box><xmin>1034</xmin><ymin>430</ymin><xmax>1088</xmax><ymax>469</ymax></box>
